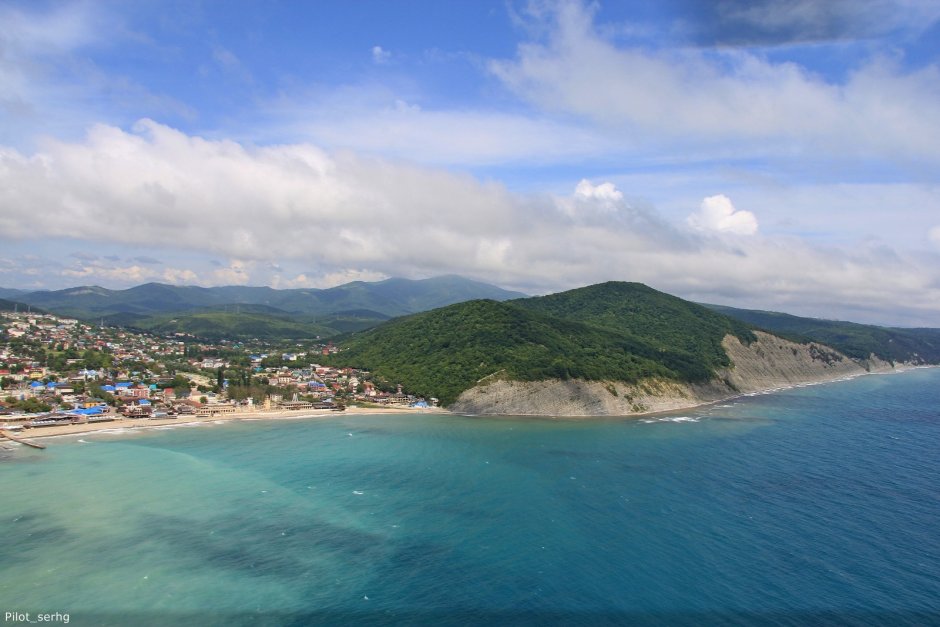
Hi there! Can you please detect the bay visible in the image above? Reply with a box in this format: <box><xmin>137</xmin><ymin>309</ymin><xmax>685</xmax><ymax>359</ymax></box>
<box><xmin>1</xmin><ymin>368</ymin><xmax>939</xmax><ymax>625</ymax></box>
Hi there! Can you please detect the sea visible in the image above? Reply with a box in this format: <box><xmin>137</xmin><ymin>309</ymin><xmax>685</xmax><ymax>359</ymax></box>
<box><xmin>1</xmin><ymin>368</ymin><xmax>939</xmax><ymax>626</ymax></box>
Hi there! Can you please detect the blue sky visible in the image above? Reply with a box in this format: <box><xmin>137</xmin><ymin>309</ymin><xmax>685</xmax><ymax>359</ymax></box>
<box><xmin>1</xmin><ymin>0</ymin><xmax>940</xmax><ymax>325</ymax></box>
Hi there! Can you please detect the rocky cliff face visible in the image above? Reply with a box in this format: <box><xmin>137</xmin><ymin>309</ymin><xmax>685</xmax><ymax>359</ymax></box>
<box><xmin>719</xmin><ymin>331</ymin><xmax>869</xmax><ymax>392</ymax></box>
<box><xmin>450</xmin><ymin>331</ymin><xmax>896</xmax><ymax>417</ymax></box>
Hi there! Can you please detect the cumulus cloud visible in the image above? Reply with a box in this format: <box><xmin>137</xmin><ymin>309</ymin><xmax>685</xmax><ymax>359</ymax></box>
<box><xmin>687</xmin><ymin>195</ymin><xmax>758</xmax><ymax>235</ymax></box>
<box><xmin>212</xmin><ymin>260</ymin><xmax>252</xmax><ymax>285</ymax></box>
<box><xmin>63</xmin><ymin>263</ymin><xmax>149</xmax><ymax>283</ymax></box>
<box><xmin>51</xmin><ymin>254</ymin><xmax>200</xmax><ymax>286</ymax></box>
<box><xmin>0</xmin><ymin>120</ymin><xmax>938</xmax><ymax>324</ymax></box>
<box><xmin>161</xmin><ymin>268</ymin><xmax>199</xmax><ymax>284</ymax></box>
<box><xmin>574</xmin><ymin>179</ymin><xmax>623</xmax><ymax>203</ymax></box>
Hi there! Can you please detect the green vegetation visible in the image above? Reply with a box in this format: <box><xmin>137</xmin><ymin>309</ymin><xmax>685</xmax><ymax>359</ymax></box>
<box><xmin>331</xmin><ymin>282</ymin><xmax>757</xmax><ymax>405</ymax></box>
<box><xmin>0</xmin><ymin>298</ymin><xmax>44</xmax><ymax>314</ymax></box>
<box><xmin>13</xmin><ymin>276</ymin><xmax>525</xmax><ymax>321</ymax></box>
<box><xmin>127</xmin><ymin>310</ymin><xmax>334</xmax><ymax>340</ymax></box>
<box><xmin>2</xmin><ymin>397</ymin><xmax>51</xmax><ymax>413</ymax></box>
<box><xmin>705</xmin><ymin>305</ymin><xmax>940</xmax><ymax>363</ymax></box>
<box><xmin>515</xmin><ymin>282</ymin><xmax>756</xmax><ymax>372</ymax></box>
<box><xmin>106</xmin><ymin>307</ymin><xmax>391</xmax><ymax>340</ymax></box>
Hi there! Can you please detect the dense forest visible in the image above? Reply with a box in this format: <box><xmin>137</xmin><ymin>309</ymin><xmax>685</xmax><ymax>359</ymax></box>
<box><xmin>331</xmin><ymin>283</ymin><xmax>759</xmax><ymax>405</ymax></box>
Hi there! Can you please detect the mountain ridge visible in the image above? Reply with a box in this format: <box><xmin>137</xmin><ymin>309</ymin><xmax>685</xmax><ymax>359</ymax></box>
<box><xmin>6</xmin><ymin>275</ymin><xmax>527</xmax><ymax>323</ymax></box>
<box><xmin>703</xmin><ymin>303</ymin><xmax>940</xmax><ymax>364</ymax></box>
<box><xmin>331</xmin><ymin>281</ymin><xmax>935</xmax><ymax>412</ymax></box>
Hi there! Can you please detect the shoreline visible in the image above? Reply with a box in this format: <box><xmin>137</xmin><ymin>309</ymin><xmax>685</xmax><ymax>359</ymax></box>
<box><xmin>1</xmin><ymin>405</ymin><xmax>442</xmax><ymax>443</ymax></box>
<box><xmin>449</xmin><ymin>363</ymin><xmax>938</xmax><ymax>420</ymax></box>
<box><xmin>3</xmin><ymin>365</ymin><xmax>936</xmax><ymax>445</ymax></box>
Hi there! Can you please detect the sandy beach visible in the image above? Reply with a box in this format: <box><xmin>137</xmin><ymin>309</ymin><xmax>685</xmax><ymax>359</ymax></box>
<box><xmin>4</xmin><ymin>364</ymin><xmax>934</xmax><ymax>446</ymax></box>
<box><xmin>0</xmin><ymin>405</ymin><xmax>440</xmax><ymax>443</ymax></box>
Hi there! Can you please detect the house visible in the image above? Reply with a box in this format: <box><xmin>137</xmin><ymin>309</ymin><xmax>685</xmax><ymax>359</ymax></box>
<box><xmin>120</xmin><ymin>400</ymin><xmax>153</xmax><ymax>418</ymax></box>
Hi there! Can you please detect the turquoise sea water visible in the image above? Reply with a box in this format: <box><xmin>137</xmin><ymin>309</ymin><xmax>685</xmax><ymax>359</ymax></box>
<box><xmin>1</xmin><ymin>368</ymin><xmax>939</xmax><ymax>625</ymax></box>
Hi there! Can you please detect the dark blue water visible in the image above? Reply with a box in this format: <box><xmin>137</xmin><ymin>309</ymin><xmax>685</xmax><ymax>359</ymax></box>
<box><xmin>1</xmin><ymin>369</ymin><xmax>939</xmax><ymax>625</ymax></box>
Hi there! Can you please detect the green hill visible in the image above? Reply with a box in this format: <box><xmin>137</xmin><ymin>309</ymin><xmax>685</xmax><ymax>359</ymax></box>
<box><xmin>99</xmin><ymin>304</ymin><xmax>392</xmax><ymax>340</ymax></box>
<box><xmin>332</xmin><ymin>283</ymin><xmax>756</xmax><ymax>405</ymax></box>
<box><xmin>515</xmin><ymin>282</ymin><xmax>755</xmax><ymax>373</ymax></box>
<box><xmin>130</xmin><ymin>310</ymin><xmax>334</xmax><ymax>340</ymax></box>
<box><xmin>704</xmin><ymin>305</ymin><xmax>940</xmax><ymax>363</ymax></box>
<box><xmin>0</xmin><ymin>298</ymin><xmax>45</xmax><ymax>314</ymax></box>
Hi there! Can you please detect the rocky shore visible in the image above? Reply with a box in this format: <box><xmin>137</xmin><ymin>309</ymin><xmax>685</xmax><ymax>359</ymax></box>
<box><xmin>450</xmin><ymin>331</ymin><xmax>909</xmax><ymax>417</ymax></box>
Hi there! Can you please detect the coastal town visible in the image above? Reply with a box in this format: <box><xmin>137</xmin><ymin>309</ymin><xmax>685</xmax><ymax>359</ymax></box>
<box><xmin>0</xmin><ymin>309</ymin><xmax>435</xmax><ymax>436</ymax></box>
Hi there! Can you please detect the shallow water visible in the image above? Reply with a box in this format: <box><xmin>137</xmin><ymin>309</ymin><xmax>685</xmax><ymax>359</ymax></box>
<box><xmin>1</xmin><ymin>369</ymin><xmax>939</xmax><ymax>625</ymax></box>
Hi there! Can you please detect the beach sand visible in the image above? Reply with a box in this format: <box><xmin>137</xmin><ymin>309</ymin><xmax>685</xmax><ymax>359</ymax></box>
<box><xmin>1</xmin><ymin>405</ymin><xmax>437</xmax><ymax>442</ymax></box>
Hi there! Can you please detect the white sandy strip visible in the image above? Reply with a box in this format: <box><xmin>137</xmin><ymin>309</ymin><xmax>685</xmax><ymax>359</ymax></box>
<box><xmin>3</xmin><ymin>405</ymin><xmax>440</xmax><ymax>441</ymax></box>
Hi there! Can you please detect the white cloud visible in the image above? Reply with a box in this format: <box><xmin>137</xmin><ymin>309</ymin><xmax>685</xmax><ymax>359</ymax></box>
<box><xmin>162</xmin><ymin>268</ymin><xmax>199</xmax><ymax>284</ymax></box>
<box><xmin>489</xmin><ymin>1</ymin><xmax>940</xmax><ymax>164</ymax></box>
<box><xmin>0</xmin><ymin>120</ymin><xmax>938</xmax><ymax>324</ymax></box>
<box><xmin>258</xmin><ymin>86</ymin><xmax>620</xmax><ymax>166</ymax></box>
<box><xmin>212</xmin><ymin>260</ymin><xmax>252</xmax><ymax>285</ymax></box>
<box><xmin>315</xmin><ymin>269</ymin><xmax>389</xmax><ymax>288</ymax></box>
<box><xmin>574</xmin><ymin>179</ymin><xmax>623</xmax><ymax>203</ymax></box>
<box><xmin>372</xmin><ymin>46</ymin><xmax>391</xmax><ymax>64</ymax></box>
<box><xmin>0</xmin><ymin>2</ymin><xmax>194</xmax><ymax>149</ymax></box>
<box><xmin>687</xmin><ymin>195</ymin><xmax>758</xmax><ymax>235</ymax></box>
<box><xmin>0</xmin><ymin>2</ymin><xmax>102</xmax><ymax>56</ymax></box>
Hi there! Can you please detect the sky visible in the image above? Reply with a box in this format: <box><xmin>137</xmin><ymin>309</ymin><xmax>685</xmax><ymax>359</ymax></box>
<box><xmin>1</xmin><ymin>0</ymin><xmax>939</xmax><ymax>326</ymax></box>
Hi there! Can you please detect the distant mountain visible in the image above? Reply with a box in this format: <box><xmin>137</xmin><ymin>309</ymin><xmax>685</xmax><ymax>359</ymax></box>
<box><xmin>9</xmin><ymin>276</ymin><xmax>527</xmax><ymax>321</ymax></box>
<box><xmin>704</xmin><ymin>304</ymin><xmax>940</xmax><ymax>364</ymax></box>
<box><xmin>0</xmin><ymin>288</ymin><xmax>27</xmax><ymax>300</ymax></box>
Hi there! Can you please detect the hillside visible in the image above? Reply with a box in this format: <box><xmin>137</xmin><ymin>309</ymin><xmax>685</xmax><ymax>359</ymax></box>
<box><xmin>120</xmin><ymin>307</ymin><xmax>390</xmax><ymax>340</ymax></box>
<box><xmin>332</xmin><ymin>281</ymin><xmax>935</xmax><ymax>413</ymax></box>
<box><xmin>0</xmin><ymin>298</ymin><xmax>44</xmax><ymax>314</ymax></box>
<box><xmin>332</xmin><ymin>282</ymin><xmax>763</xmax><ymax>406</ymax></box>
<box><xmin>9</xmin><ymin>275</ymin><xmax>526</xmax><ymax>322</ymax></box>
<box><xmin>514</xmin><ymin>282</ymin><xmax>756</xmax><ymax>373</ymax></box>
<box><xmin>705</xmin><ymin>304</ymin><xmax>940</xmax><ymax>364</ymax></box>
<box><xmin>331</xmin><ymin>297</ymin><xmax>716</xmax><ymax>405</ymax></box>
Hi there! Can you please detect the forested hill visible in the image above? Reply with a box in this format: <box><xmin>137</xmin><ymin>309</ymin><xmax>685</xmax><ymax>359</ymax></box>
<box><xmin>331</xmin><ymin>282</ymin><xmax>758</xmax><ymax>405</ymax></box>
<box><xmin>705</xmin><ymin>304</ymin><xmax>940</xmax><ymax>364</ymax></box>
<box><xmin>0</xmin><ymin>298</ymin><xmax>44</xmax><ymax>313</ymax></box>
<box><xmin>514</xmin><ymin>282</ymin><xmax>756</xmax><ymax>374</ymax></box>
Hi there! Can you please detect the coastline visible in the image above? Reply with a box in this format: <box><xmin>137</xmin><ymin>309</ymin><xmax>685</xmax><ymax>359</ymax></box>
<box><xmin>4</xmin><ymin>365</ymin><xmax>936</xmax><ymax>445</ymax></box>
<box><xmin>450</xmin><ymin>364</ymin><xmax>940</xmax><ymax>420</ymax></box>
<box><xmin>449</xmin><ymin>330</ymin><xmax>935</xmax><ymax>418</ymax></box>
<box><xmin>1</xmin><ymin>405</ymin><xmax>440</xmax><ymax>443</ymax></box>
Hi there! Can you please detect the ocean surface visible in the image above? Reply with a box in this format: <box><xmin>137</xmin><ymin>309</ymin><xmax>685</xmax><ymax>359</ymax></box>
<box><xmin>1</xmin><ymin>368</ymin><xmax>939</xmax><ymax>626</ymax></box>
